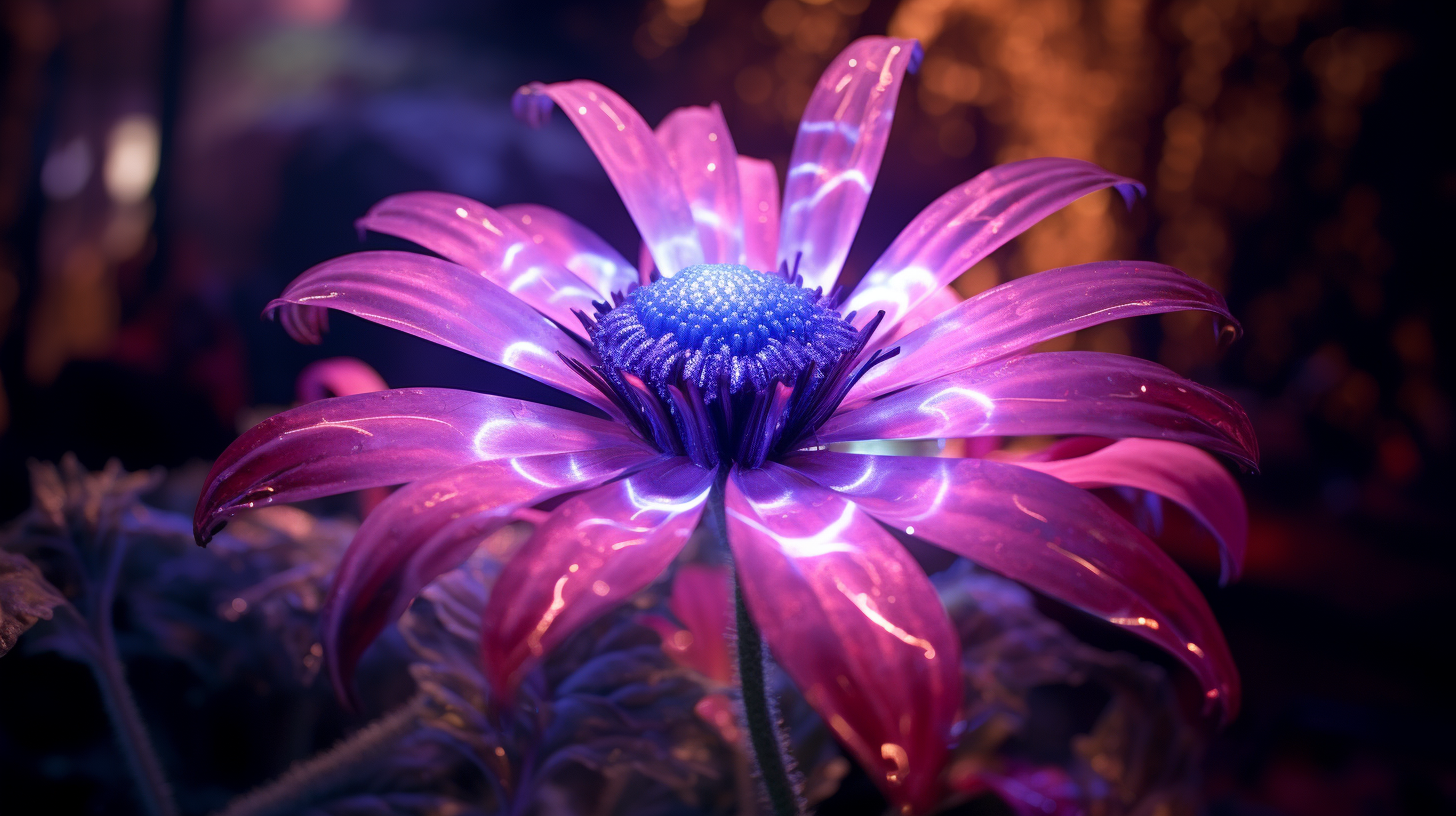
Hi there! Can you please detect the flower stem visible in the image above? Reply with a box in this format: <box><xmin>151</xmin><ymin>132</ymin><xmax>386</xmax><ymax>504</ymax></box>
<box><xmin>711</xmin><ymin>469</ymin><xmax>803</xmax><ymax>816</ymax></box>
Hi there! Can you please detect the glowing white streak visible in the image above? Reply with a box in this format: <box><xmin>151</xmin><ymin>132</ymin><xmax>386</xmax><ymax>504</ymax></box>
<box><xmin>730</xmin><ymin>502</ymin><xmax>859</xmax><ymax>559</ymax></box>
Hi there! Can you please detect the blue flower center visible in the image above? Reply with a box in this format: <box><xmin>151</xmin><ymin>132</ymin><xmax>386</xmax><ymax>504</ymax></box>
<box><xmin>590</xmin><ymin>263</ymin><xmax>859</xmax><ymax>398</ymax></box>
<box><xmin>634</xmin><ymin>264</ymin><xmax>818</xmax><ymax>356</ymax></box>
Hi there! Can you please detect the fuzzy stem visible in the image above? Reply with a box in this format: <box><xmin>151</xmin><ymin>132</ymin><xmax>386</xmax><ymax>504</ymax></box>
<box><xmin>212</xmin><ymin>693</ymin><xmax>426</xmax><ymax>816</ymax></box>
<box><xmin>711</xmin><ymin>468</ymin><xmax>803</xmax><ymax>816</ymax></box>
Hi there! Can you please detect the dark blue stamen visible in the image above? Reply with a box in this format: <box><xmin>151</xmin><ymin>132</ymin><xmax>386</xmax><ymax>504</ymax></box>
<box><xmin>567</xmin><ymin>262</ymin><xmax>894</xmax><ymax>469</ymax></box>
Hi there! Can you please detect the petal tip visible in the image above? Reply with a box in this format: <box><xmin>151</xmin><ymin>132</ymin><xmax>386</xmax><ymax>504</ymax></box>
<box><xmin>512</xmin><ymin>82</ymin><xmax>554</xmax><ymax>128</ymax></box>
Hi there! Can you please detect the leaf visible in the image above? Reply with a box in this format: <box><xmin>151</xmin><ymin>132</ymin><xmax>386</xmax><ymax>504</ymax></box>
<box><xmin>0</xmin><ymin>550</ymin><xmax>66</xmax><ymax>657</ymax></box>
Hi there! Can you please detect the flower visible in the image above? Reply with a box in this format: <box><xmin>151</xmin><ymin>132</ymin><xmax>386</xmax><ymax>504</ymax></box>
<box><xmin>194</xmin><ymin>36</ymin><xmax>1256</xmax><ymax>813</ymax></box>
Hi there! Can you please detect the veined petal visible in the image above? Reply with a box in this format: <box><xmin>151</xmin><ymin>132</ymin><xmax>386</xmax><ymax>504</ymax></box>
<box><xmin>656</xmin><ymin>104</ymin><xmax>744</xmax><ymax>266</ymax></box>
<box><xmin>496</xmin><ymin>203</ymin><xmax>639</xmax><ymax>299</ymax></box>
<box><xmin>852</xmin><ymin>261</ymin><xmax>1237</xmax><ymax>401</ymax></box>
<box><xmin>323</xmin><ymin>446</ymin><xmax>661</xmax><ymax>700</ymax></box>
<box><xmin>528</xmin><ymin>80</ymin><xmax>704</xmax><ymax>276</ymax></box>
<box><xmin>194</xmin><ymin>388</ymin><xmax>645</xmax><ymax>543</ymax></box>
<box><xmin>786</xmin><ymin>451</ymin><xmax>1239</xmax><ymax>723</ymax></box>
<box><xmin>726</xmin><ymin>463</ymin><xmax>959</xmax><ymax>813</ymax></box>
<box><xmin>779</xmin><ymin>36</ymin><xmax>922</xmax><ymax>294</ymax></box>
<box><xmin>264</xmin><ymin>250</ymin><xmax>615</xmax><ymax>414</ymax></box>
<box><xmin>1015</xmin><ymin>438</ymin><xmax>1249</xmax><ymax>584</ymax></box>
<box><xmin>843</xmin><ymin>158</ymin><xmax>1144</xmax><ymax>334</ymax></box>
<box><xmin>480</xmin><ymin>458</ymin><xmax>713</xmax><ymax>697</ymax></box>
<box><xmin>737</xmin><ymin>156</ymin><xmax>781</xmax><ymax>272</ymax></box>
<box><xmin>356</xmin><ymin>192</ymin><xmax>600</xmax><ymax>327</ymax></box>
<box><xmin>819</xmin><ymin>352</ymin><xmax>1259</xmax><ymax>470</ymax></box>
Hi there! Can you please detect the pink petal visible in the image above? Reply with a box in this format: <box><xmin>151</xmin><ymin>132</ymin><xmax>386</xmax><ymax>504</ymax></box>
<box><xmin>264</xmin><ymin>250</ymin><xmax>615</xmax><ymax>415</ymax></box>
<box><xmin>324</xmin><ymin>446</ymin><xmax>662</xmax><ymax>700</ymax></box>
<box><xmin>787</xmin><ymin>450</ymin><xmax>1239</xmax><ymax>723</ymax></box>
<box><xmin>880</xmin><ymin>283</ymin><xmax>962</xmax><ymax>345</ymax></box>
<box><xmin>819</xmin><ymin>352</ymin><xmax>1259</xmax><ymax>470</ymax></box>
<box><xmin>779</xmin><ymin>37</ymin><xmax>922</xmax><ymax>294</ymax></box>
<box><xmin>843</xmin><ymin>158</ymin><xmax>1144</xmax><ymax>334</ymax></box>
<box><xmin>496</xmin><ymin>203</ymin><xmax>640</xmax><ymax>298</ymax></box>
<box><xmin>194</xmin><ymin>388</ymin><xmax>645</xmax><ymax>544</ymax></box>
<box><xmin>737</xmin><ymin>156</ymin><xmax>781</xmax><ymax>272</ymax></box>
<box><xmin>480</xmin><ymin>458</ymin><xmax>713</xmax><ymax>697</ymax></box>
<box><xmin>667</xmin><ymin>564</ymin><xmax>734</xmax><ymax>683</ymax></box>
<box><xmin>295</xmin><ymin>357</ymin><xmax>388</xmax><ymax>403</ymax></box>
<box><xmin>726</xmin><ymin>462</ymin><xmax>960</xmax><ymax>813</ymax></box>
<box><xmin>1015</xmin><ymin>438</ymin><xmax>1249</xmax><ymax>584</ymax></box>
<box><xmin>530</xmin><ymin>81</ymin><xmax>704</xmax><ymax>276</ymax></box>
<box><xmin>655</xmin><ymin>104</ymin><xmax>744</xmax><ymax>266</ymax></box>
<box><xmin>851</xmin><ymin>260</ymin><xmax>1237</xmax><ymax>402</ymax></box>
<box><xmin>356</xmin><ymin>192</ymin><xmax>601</xmax><ymax>327</ymax></box>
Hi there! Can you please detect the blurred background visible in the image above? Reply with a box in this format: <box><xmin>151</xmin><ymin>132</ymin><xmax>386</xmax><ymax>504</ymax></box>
<box><xmin>0</xmin><ymin>0</ymin><xmax>1450</xmax><ymax>813</ymax></box>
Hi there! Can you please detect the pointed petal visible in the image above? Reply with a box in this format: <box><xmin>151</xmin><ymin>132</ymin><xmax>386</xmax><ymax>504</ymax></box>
<box><xmin>737</xmin><ymin>156</ymin><xmax>781</xmax><ymax>272</ymax></box>
<box><xmin>356</xmin><ymin>192</ymin><xmax>600</xmax><ymax>327</ymax></box>
<box><xmin>496</xmin><ymin>203</ymin><xmax>640</xmax><ymax>299</ymax></box>
<box><xmin>295</xmin><ymin>357</ymin><xmax>388</xmax><ymax>403</ymax></box>
<box><xmin>264</xmin><ymin>250</ymin><xmax>614</xmax><ymax>414</ymax></box>
<box><xmin>843</xmin><ymin>158</ymin><xmax>1145</xmax><ymax>334</ymax></box>
<box><xmin>779</xmin><ymin>37</ymin><xmax>922</xmax><ymax>293</ymax></box>
<box><xmin>1016</xmin><ymin>438</ymin><xmax>1248</xmax><ymax>584</ymax></box>
<box><xmin>726</xmin><ymin>462</ymin><xmax>960</xmax><ymax>812</ymax></box>
<box><xmin>819</xmin><ymin>352</ymin><xmax>1259</xmax><ymax>470</ymax></box>
<box><xmin>656</xmin><ymin>104</ymin><xmax>744</xmax><ymax>265</ymax></box>
<box><xmin>530</xmin><ymin>80</ymin><xmax>704</xmax><ymax>275</ymax></box>
<box><xmin>852</xmin><ymin>261</ymin><xmax>1237</xmax><ymax>401</ymax></box>
<box><xmin>787</xmin><ymin>451</ymin><xmax>1239</xmax><ymax>723</ymax></box>
<box><xmin>323</xmin><ymin>446</ymin><xmax>661</xmax><ymax>700</ymax></box>
<box><xmin>194</xmin><ymin>388</ymin><xmax>645</xmax><ymax>543</ymax></box>
<box><xmin>481</xmin><ymin>458</ymin><xmax>713</xmax><ymax>696</ymax></box>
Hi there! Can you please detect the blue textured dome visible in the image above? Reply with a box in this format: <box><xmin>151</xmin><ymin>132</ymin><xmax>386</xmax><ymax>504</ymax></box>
<box><xmin>589</xmin><ymin>263</ymin><xmax>859</xmax><ymax>398</ymax></box>
<box><xmin>633</xmin><ymin>264</ymin><xmax>818</xmax><ymax>355</ymax></box>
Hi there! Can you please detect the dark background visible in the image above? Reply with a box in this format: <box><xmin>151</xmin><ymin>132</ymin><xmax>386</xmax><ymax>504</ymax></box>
<box><xmin>0</xmin><ymin>0</ymin><xmax>1451</xmax><ymax>813</ymax></box>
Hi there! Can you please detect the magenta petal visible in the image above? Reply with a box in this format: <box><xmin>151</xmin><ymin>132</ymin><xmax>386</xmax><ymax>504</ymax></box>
<box><xmin>534</xmin><ymin>81</ymin><xmax>704</xmax><ymax>276</ymax></box>
<box><xmin>786</xmin><ymin>451</ymin><xmax>1239</xmax><ymax>722</ymax></box>
<box><xmin>295</xmin><ymin>357</ymin><xmax>387</xmax><ymax>403</ymax></box>
<box><xmin>852</xmin><ymin>260</ymin><xmax>1237</xmax><ymax>401</ymax></box>
<box><xmin>356</xmin><ymin>192</ymin><xmax>600</xmax><ymax>327</ymax></box>
<box><xmin>726</xmin><ymin>462</ymin><xmax>960</xmax><ymax>813</ymax></box>
<box><xmin>323</xmin><ymin>446</ymin><xmax>661</xmax><ymax>700</ymax></box>
<box><xmin>737</xmin><ymin>156</ymin><xmax>781</xmax><ymax>272</ymax></box>
<box><xmin>496</xmin><ymin>203</ymin><xmax>640</xmax><ymax>298</ymax></box>
<box><xmin>779</xmin><ymin>37</ymin><xmax>921</xmax><ymax>293</ymax></box>
<box><xmin>667</xmin><ymin>564</ymin><xmax>734</xmax><ymax>683</ymax></box>
<box><xmin>820</xmin><ymin>352</ymin><xmax>1259</xmax><ymax>470</ymax></box>
<box><xmin>656</xmin><ymin>105</ymin><xmax>744</xmax><ymax>266</ymax></box>
<box><xmin>194</xmin><ymin>388</ymin><xmax>645</xmax><ymax>543</ymax></box>
<box><xmin>264</xmin><ymin>250</ymin><xmax>615</xmax><ymax>414</ymax></box>
<box><xmin>843</xmin><ymin>158</ymin><xmax>1145</xmax><ymax>333</ymax></box>
<box><xmin>1016</xmin><ymin>438</ymin><xmax>1249</xmax><ymax>584</ymax></box>
<box><xmin>480</xmin><ymin>458</ymin><xmax>713</xmax><ymax>696</ymax></box>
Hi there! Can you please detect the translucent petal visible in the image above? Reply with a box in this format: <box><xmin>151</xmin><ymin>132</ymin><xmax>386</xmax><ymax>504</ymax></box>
<box><xmin>666</xmin><ymin>564</ymin><xmax>734</xmax><ymax>683</ymax></box>
<box><xmin>193</xmin><ymin>388</ymin><xmax>645</xmax><ymax>543</ymax></box>
<box><xmin>786</xmin><ymin>451</ymin><xmax>1239</xmax><ymax>722</ymax></box>
<box><xmin>843</xmin><ymin>158</ymin><xmax>1144</xmax><ymax>333</ymax></box>
<box><xmin>356</xmin><ymin>192</ymin><xmax>600</xmax><ymax>327</ymax></box>
<box><xmin>656</xmin><ymin>104</ymin><xmax>744</xmax><ymax>266</ymax></box>
<box><xmin>497</xmin><ymin>203</ymin><xmax>639</xmax><ymax>298</ymax></box>
<box><xmin>737</xmin><ymin>156</ymin><xmax>781</xmax><ymax>272</ymax></box>
<box><xmin>1016</xmin><ymin>438</ymin><xmax>1248</xmax><ymax>584</ymax></box>
<box><xmin>819</xmin><ymin>352</ymin><xmax>1259</xmax><ymax>470</ymax></box>
<box><xmin>726</xmin><ymin>462</ymin><xmax>960</xmax><ymax>812</ymax></box>
<box><xmin>851</xmin><ymin>260</ymin><xmax>1237</xmax><ymax>401</ymax></box>
<box><xmin>323</xmin><ymin>446</ymin><xmax>661</xmax><ymax>700</ymax></box>
<box><xmin>264</xmin><ymin>250</ymin><xmax>615</xmax><ymax>414</ymax></box>
<box><xmin>532</xmin><ymin>81</ymin><xmax>704</xmax><ymax>276</ymax></box>
<box><xmin>480</xmin><ymin>458</ymin><xmax>713</xmax><ymax>696</ymax></box>
<box><xmin>779</xmin><ymin>37</ymin><xmax>922</xmax><ymax>294</ymax></box>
